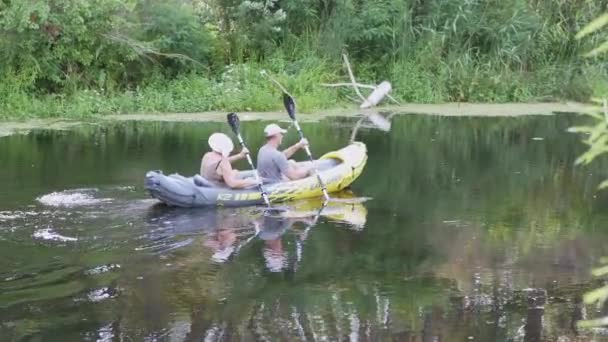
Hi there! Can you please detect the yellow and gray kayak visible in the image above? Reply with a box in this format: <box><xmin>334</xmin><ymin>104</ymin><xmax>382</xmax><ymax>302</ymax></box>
<box><xmin>144</xmin><ymin>142</ymin><xmax>367</xmax><ymax>207</ymax></box>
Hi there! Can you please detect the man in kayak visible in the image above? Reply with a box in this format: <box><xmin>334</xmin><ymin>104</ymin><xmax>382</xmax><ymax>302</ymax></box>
<box><xmin>257</xmin><ymin>124</ymin><xmax>311</xmax><ymax>183</ymax></box>
<box><xmin>200</xmin><ymin>133</ymin><xmax>258</xmax><ymax>189</ymax></box>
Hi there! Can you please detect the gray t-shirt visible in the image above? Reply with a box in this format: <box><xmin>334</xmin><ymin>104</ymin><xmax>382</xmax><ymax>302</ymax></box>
<box><xmin>257</xmin><ymin>144</ymin><xmax>289</xmax><ymax>183</ymax></box>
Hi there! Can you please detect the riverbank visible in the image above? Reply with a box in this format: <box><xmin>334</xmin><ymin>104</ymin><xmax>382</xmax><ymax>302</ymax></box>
<box><xmin>1</xmin><ymin>56</ymin><xmax>603</xmax><ymax>122</ymax></box>
<box><xmin>3</xmin><ymin>0</ymin><xmax>606</xmax><ymax>121</ymax></box>
<box><xmin>0</xmin><ymin>102</ymin><xmax>591</xmax><ymax>138</ymax></box>
<box><xmin>104</xmin><ymin>102</ymin><xmax>592</xmax><ymax>121</ymax></box>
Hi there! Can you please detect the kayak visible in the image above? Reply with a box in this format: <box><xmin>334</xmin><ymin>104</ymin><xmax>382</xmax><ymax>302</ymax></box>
<box><xmin>144</xmin><ymin>142</ymin><xmax>367</xmax><ymax>207</ymax></box>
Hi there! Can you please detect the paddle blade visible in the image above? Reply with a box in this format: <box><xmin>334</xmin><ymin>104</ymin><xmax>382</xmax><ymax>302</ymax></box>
<box><xmin>283</xmin><ymin>94</ymin><xmax>296</xmax><ymax>120</ymax></box>
<box><xmin>227</xmin><ymin>113</ymin><xmax>240</xmax><ymax>134</ymax></box>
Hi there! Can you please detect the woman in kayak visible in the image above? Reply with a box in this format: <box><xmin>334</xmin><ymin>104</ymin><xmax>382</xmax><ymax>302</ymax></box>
<box><xmin>200</xmin><ymin>133</ymin><xmax>258</xmax><ymax>189</ymax></box>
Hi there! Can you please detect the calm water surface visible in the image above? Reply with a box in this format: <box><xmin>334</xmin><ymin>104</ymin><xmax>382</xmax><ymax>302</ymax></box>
<box><xmin>1</xmin><ymin>114</ymin><xmax>608</xmax><ymax>341</ymax></box>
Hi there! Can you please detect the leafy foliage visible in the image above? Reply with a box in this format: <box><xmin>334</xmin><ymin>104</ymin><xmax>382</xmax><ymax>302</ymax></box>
<box><xmin>1</xmin><ymin>0</ymin><xmax>608</xmax><ymax>117</ymax></box>
<box><xmin>571</xmin><ymin>10</ymin><xmax>608</xmax><ymax>331</ymax></box>
<box><xmin>570</xmin><ymin>12</ymin><xmax>608</xmax><ymax>190</ymax></box>
<box><xmin>578</xmin><ymin>257</ymin><xmax>608</xmax><ymax>329</ymax></box>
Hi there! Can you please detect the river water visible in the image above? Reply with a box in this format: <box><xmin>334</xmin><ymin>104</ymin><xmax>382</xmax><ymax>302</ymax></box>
<box><xmin>1</xmin><ymin>114</ymin><xmax>608</xmax><ymax>341</ymax></box>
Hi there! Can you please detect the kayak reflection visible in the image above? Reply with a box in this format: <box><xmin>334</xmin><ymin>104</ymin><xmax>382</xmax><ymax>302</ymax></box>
<box><xmin>145</xmin><ymin>192</ymin><xmax>368</xmax><ymax>270</ymax></box>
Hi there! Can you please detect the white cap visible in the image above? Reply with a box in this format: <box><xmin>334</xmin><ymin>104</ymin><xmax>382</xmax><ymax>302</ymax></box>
<box><xmin>264</xmin><ymin>123</ymin><xmax>287</xmax><ymax>137</ymax></box>
<box><xmin>208</xmin><ymin>133</ymin><xmax>234</xmax><ymax>157</ymax></box>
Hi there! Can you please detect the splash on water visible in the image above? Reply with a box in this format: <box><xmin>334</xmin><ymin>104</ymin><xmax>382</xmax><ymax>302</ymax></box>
<box><xmin>32</xmin><ymin>228</ymin><xmax>78</xmax><ymax>242</ymax></box>
<box><xmin>36</xmin><ymin>189</ymin><xmax>112</xmax><ymax>207</ymax></box>
<box><xmin>0</xmin><ymin>213</ymin><xmax>20</xmax><ymax>221</ymax></box>
<box><xmin>84</xmin><ymin>264</ymin><xmax>121</xmax><ymax>276</ymax></box>
<box><xmin>92</xmin><ymin>323</ymin><xmax>115</xmax><ymax>342</ymax></box>
<box><xmin>0</xmin><ymin>210</ymin><xmax>39</xmax><ymax>222</ymax></box>
<box><xmin>75</xmin><ymin>287</ymin><xmax>119</xmax><ymax>303</ymax></box>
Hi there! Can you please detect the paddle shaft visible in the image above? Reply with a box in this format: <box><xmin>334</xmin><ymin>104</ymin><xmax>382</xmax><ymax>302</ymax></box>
<box><xmin>234</xmin><ymin>226</ymin><xmax>260</xmax><ymax>255</ymax></box>
<box><xmin>295</xmin><ymin>201</ymin><xmax>327</xmax><ymax>270</ymax></box>
<box><xmin>234</xmin><ymin>133</ymin><xmax>271</xmax><ymax>207</ymax></box>
<box><xmin>291</xmin><ymin>120</ymin><xmax>330</xmax><ymax>202</ymax></box>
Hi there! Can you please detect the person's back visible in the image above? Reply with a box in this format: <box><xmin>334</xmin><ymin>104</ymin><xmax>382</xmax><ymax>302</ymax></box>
<box><xmin>257</xmin><ymin>144</ymin><xmax>289</xmax><ymax>183</ymax></box>
<box><xmin>257</xmin><ymin>123</ymin><xmax>311</xmax><ymax>183</ymax></box>
<box><xmin>200</xmin><ymin>133</ymin><xmax>257</xmax><ymax>189</ymax></box>
<box><xmin>200</xmin><ymin>152</ymin><xmax>224</xmax><ymax>183</ymax></box>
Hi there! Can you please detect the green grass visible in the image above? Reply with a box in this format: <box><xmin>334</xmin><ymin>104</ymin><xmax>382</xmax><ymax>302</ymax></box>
<box><xmin>0</xmin><ymin>56</ymin><xmax>602</xmax><ymax>120</ymax></box>
<box><xmin>0</xmin><ymin>58</ymin><xmax>346</xmax><ymax>120</ymax></box>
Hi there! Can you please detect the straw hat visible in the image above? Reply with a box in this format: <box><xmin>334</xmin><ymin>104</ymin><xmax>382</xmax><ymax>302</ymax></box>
<box><xmin>208</xmin><ymin>133</ymin><xmax>234</xmax><ymax>157</ymax></box>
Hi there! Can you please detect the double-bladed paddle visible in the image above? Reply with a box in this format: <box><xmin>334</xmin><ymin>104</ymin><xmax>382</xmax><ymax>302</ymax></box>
<box><xmin>282</xmin><ymin>94</ymin><xmax>331</xmax><ymax>202</ymax></box>
<box><xmin>282</xmin><ymin>94</ymin><xmax>369</xmax><ymax>204</ymax></box>
<box><xmin>227</xmin><ymin>112</ymin><xmax>272</xmax><ymax>208</ymax></box>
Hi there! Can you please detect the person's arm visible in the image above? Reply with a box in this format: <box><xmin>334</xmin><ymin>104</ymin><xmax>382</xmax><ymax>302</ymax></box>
<box><xmin>284</xmin><ymin>164</ymin><xmax>310</xmax><ymax>180</ymax></box>
<box><xmin>227</xmin><ymin>147</ymin><xmax>249</xmax><ymax>163</ymax></box>
<box><xmin>272</xmin><ymin>151</ymin><xmax>307</xmax><ymax>181</ymax></box>
<box><xmin>282</xmin><ymin>139</ymin><xmax>308</xmax><ymax>159</ymax></box>
<box><xmin>219</xmin><ymin>159</ymin><xmax>257</xmax><ymax>189</ymax></box>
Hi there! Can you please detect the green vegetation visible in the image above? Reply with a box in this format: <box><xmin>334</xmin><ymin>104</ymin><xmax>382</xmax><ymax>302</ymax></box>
<box><xmin>1</xmin><ymin>0</ymin><xmax>607</xmax><ymax>119</ymax></box>
<box><xmin>569</xmin><ymin>12</ymin><xmax>608</xmax><ymax>331</ymax></box>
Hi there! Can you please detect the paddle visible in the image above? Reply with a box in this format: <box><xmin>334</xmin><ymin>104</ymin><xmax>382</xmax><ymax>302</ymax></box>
<box><xmin>282</xmin><ymin>94</ymin><xmax>331</xmax><ymax>202</ymax></box>
<box><xmin>232</xmin><ymin>224</ymin><xmax>261</xmax><ymax>256</ymax></box>
<box><xmin>283</xmin><ymin>94</ymin><xmax>372</xmax><ymax>204</ymax></box>
<box><xmin>226</xmin><ymin>113</ymin><xmax>273</xmax><ymax>208</ymax></box>
<box><xmin>293</xmin><ymin>202</ymin><xmax>326</xmax><ymax>272</ymax></box>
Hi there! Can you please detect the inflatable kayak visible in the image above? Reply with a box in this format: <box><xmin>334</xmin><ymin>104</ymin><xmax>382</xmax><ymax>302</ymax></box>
<box><xmin>144</xmin><ymin>142</ymin><xmax>367</xmax><ymax>208</ymax></box>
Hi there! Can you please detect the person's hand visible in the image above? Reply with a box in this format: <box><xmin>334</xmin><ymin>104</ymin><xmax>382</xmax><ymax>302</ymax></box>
<box><xmin>306</xmin><ymin>167</ymin><xmax>315</xmax><ymax>177</ymax></box>
<box><xmin>301</xmin><ymin>217</ymin><xmax>315</xmax><ymax>225</ymax></box>
<box><xmin>246</xmin><ymin>178</ymin><xmax>259</xmax><ymax>187</ymax></box>
<box><xmin>238</xmin><ymin>147</ymin><xmax>250</xmax><ymax>158</ymax></box>
<box><xmin>298</xmin><ymin>138</ymin><xmax>309</xmax><ymax>149</ymax></box>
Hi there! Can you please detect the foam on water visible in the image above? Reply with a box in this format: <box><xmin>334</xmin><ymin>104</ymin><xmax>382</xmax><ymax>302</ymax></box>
<box><xmin>84</xmin><ymin>264</ymin><xmax>121</xmax><ymax>275</ymax></box>
<box><xmin>36</xmin><ymin>189</ymin><xmax>112</xmax><ymax>207</ymax></box>
<box><xmin>85</xmin><ymin>287</ymin><xmax>119</xmax><ymax>303</ymax></box>
<box><xmin>0</xmin><ymin>210</ymin><xmax>39</xmax><ymax>222</ymax></box>
<box><xmin>94</xmin><ymin>323</ymin><xmax>115</xmax><ymax>342</ymax></box>
<box><xmin>32</xmin><ymin>228</ymin><xmax>78</xmax><ymax>242</ymax></box>
<box><xmin>0</xmin><ymin>213</ymin><xmax>20</xmax><ymax>221</ymax></box>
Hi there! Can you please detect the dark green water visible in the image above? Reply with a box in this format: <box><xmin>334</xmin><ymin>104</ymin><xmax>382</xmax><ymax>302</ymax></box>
<box><xmin>2</xmin><ymin>114</ymin><xmax>608</xmax><ymax>341</ymax></box>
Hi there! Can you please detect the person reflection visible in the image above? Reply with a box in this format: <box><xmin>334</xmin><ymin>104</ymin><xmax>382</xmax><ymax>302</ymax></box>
<box><xmin>258</xmin><ymin>213</ymin><xmax>315</xmax><ymax>273</ymax></box>
<box><xmin>202</xmin><ymin>210</ymin><xmax>239</xmax><ymax>263</ymax></box>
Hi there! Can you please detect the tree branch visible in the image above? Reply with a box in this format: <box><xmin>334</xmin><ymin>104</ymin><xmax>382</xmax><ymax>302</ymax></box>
<box><xmin>103</xmin><ymin>33</ymin><xmax>205</xmax><ymax>67</ymax></box>
<box><xmin>321</xmin><ymin>83</ymin><xmax>401</xmax><ymax>105</ymax></box>
<box><xmin>321</xmin><ymin>82</ymin><xmax>376</xmax><ymax>89</ymax></box>
<box><xmin>260</xmin><ymin>70</ymin><xmax>294</xmax><ymax>98</ymax></box>
<box><xmin>342</xmin><ymin>53</ymin><xmax>367</xmax><ymax>103</ymax></box>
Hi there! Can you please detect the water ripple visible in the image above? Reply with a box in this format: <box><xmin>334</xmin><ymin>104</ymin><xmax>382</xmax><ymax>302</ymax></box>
<box><xmin>32</xmin><ymin>228</ymin><xmax>77</xmax><ymax>242</ymax></box>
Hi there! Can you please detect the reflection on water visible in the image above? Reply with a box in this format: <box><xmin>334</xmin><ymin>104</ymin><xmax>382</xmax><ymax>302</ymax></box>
<box><xmin>145</xmin><ymin>196</ymin><xmax>366</xmax><ymax>271</ymax></box>
<box><xmin>1</xmin><ymin>114</ymin><xmax>608</xmax><ymax>340</ymax></box>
